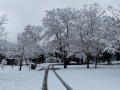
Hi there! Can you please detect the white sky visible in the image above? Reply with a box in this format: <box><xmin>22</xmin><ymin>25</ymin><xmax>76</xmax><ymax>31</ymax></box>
<box><xmin>0</xmin><ymin>0</ymin><xmax>119</xmax><ymax>43</ymax></box>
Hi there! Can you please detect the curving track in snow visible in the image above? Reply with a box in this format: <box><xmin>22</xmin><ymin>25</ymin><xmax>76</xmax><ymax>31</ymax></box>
<box><xmin>42</xmin><ymin>64</ymin><xmax>73</xmax><ymax>90</ymax></box>
<box><xmin>52</xmin><ymin>65</ymin><xmax>73</xmax><ymax>90</ymax></box>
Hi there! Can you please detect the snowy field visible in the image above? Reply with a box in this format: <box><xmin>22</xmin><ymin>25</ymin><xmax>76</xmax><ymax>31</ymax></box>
<box><xmin>54</xmin><ymin>62</ymin><xmax>120</xmax><ymax>90</ymax></box>
<box><xmin>0</xmin><ymin>64</ymin><xmax>45</xmax><ymax>90</ymax></box>
<box><xmin>0</xmin><ymin>62</ymin><xmax>120</xmax><ymax>90</ymax></box>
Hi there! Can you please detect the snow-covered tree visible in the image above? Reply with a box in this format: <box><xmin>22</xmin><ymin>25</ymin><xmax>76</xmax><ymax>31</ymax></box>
<box><xmin>17</xmin><ymin>24</ymin><xmax>43</xmax><ymax>71</ymax></box>
<box><xmin>42</xmin><ymin>8</ymin><xmax>78</xmax><ymax>68</ymax></box>
<box><xmin>96</xmin><ymin>4</ymin><xmax>120</xmax><ymax>64</ymax></box>
<box><xmin>23</xmin><ymin>25</ymin><xmax>43</xmax><ymax>64</ymax></box>
<box><xmin>73</xmin><ymin>3</ymin><xmax>105</xmax><ymax>68</ymax></box>
<box><xmin>0</xmin><ymin>14</ymin><xmax>8</xmax><ymax>63</ymax></box>
<box><xmin>1</xmin><ymin>59</ymin><xmax>7</xmax><ymax>70</ymax></box>
<box><xmin>5</xmin><ymin>42</ymin><xmax>18</xmax><ymax>58</ymax></box>
<box><xmin>17</xmin><ymin>33</ymin><xmax>25</xmax><ymax>71</ymax></box>
<box><xmin>0</xmin><ymin>14</ymin><xmax>8</xmax><ymax>38</ymax></box>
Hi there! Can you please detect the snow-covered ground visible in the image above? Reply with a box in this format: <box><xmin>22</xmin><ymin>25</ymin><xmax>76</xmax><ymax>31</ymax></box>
<box><xmin>54</xmin><ymin>61</ymin><xmax>120</xmax><ymax>90</ymax></box>
<box><xmin>0</xmin><ymin>64</ymin><xmax>45</xmax><ymax>90</ymax></box>
<box><xmin>48</xmin><ymin>65</ymin><xmax>66</xmax><ymax>90</ymax></box>
<box><xmin>0</xmin><ymin>61</ymin><xmax>120</xmax><ymax>90</ymax></box>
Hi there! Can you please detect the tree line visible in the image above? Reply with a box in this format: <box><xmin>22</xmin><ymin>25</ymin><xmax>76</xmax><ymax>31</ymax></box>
<box><xmin>0</xmin><ymin>3</ymin><xmax>120</xmax><ymax>70</ymax></box>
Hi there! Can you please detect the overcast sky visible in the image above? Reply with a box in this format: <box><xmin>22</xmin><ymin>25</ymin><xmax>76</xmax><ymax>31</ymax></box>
<box><xmin>0</xmin><ymin>0</ymin><xmax>119</xmax><ymax>43</ymax></box>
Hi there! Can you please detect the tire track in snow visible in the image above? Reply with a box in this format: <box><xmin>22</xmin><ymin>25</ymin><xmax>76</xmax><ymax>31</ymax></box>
<box><xmin>42</xmin><ymin>65</ymin><xmax>50</xmax><ymax>90</ymax></box>
<box><xmin>52</xmin><ymin>65</ymin><xmax>73</xmax><ymax>90</ymax></box>
<box><xmin>48</xmin><ymin>65</ymin><xmax>66</xmax><ymax>90</ymax></box>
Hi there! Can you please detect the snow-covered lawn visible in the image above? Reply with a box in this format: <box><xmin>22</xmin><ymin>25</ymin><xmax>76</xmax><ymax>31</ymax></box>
<box><xmin>0</xmin><ymin>62</ymin><xmax>120</xmax><ymax>90</ymax></box>
<box><xmin>0</xmin><ymin>65</ymin><xmax>45</xmax><ymax>90</ymax></box>
<box><xmin>54</xmin><ymin>62</ymin><xmax>120</xmax><ymax>90</ymax></box>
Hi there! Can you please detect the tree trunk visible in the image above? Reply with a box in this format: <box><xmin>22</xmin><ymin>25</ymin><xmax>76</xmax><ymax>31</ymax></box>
<box><xmin>63</xmin><ymin>55</ymin><xmax>67</xmax><ymax>69</ymax></box>
<box><xmin>19</xmin><ymin>63</ymin><xmax>22</xmax><ymax>71</ymax></box>
<box><xmin>76</xmin><ymin>59</ymin><xmax>80</xmax><ymax>64</ymax></box>
<box><xmin>107</xmin><ymin>59</ymin><xmax>111</xmax><ymax>65</ymax></box>
<box><xmin>87</xmin><ymin>57</ymin><xmax>89</xmax><ymax>68</ymax></box>
<box><xmin>19</xmin><ymin>58</ymin><xmax>23</xmax><ymax>71</ymax></box>
<box><xmin>81</xmin><ymin>59</ymin><xmax>83</xmax><ymax>64</ymax></box>
<box><xmin>95</xmin><ymin>57</ymin><xmax>98</xmax><ymax>68</ymax></box>
<box><xmin>2</xmin><ymin>65</ymin><xmax>3</xmax><ymax>70</ymax></box>
<box><xmin>67</xmin><ymin>58</ymin><xmax>70</xmax><ymax>65</ymax></box>
<box><xmin>29</xmin><ymin>63</ymin><xmax>31</xmax><ymax>71</ymax></box>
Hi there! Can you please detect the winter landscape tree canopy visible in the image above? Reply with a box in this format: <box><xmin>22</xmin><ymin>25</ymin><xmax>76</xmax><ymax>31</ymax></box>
<box><xmin>1</xmin><ymin>2</ymin><xmax>120</xmax><ymax>90</ymax></box>
<box><xmin>0</xmin><ymin>3</ymin><xmax>120</xmax><ymax>69</ymax></box>
<box><xmin>41</xmin><ymin>3</ymin><xmax>120</xmax><ymax>68</ymax></box>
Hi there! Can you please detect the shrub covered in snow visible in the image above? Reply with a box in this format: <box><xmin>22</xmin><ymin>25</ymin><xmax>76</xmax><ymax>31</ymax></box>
<box><xmin>46</xmin><ymin>57</ymin><xmax>61</xmax><ymax>63</ymax></box>
<box><xmin>1</xmin><ymin>59</ymin><xmax>7</xmax><ymax>65</ymax></box>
